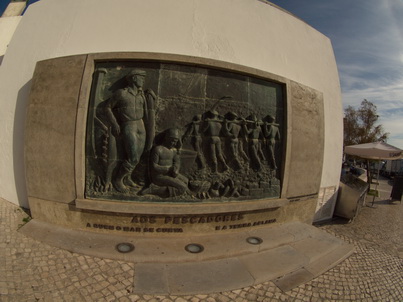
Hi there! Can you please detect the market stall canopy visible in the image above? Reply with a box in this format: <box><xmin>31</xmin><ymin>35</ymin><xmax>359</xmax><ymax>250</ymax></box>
<box><xmin>344</xmin><ymin>142</ymin><xmax>403</xmax><ymax>160</ymax></box>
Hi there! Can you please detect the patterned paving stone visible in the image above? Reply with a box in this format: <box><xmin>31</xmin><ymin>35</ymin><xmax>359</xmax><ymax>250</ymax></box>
<box><xmin>0</xmin><ymin>177</ymin><xmax>402</xmax><ymax>301</ymax></box>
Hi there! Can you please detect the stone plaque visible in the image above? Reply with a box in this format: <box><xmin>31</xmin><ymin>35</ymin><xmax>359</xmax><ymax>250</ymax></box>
<box><xmin>85</xmin><ymin>62</ymin><xmax>284</xmax><ymax>202</ymax></box>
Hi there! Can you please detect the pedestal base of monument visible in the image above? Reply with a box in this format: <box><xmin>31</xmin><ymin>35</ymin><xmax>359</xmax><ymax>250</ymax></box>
<box><xmin>19</xmin><ymin>220</ymin><xmax>353</xmax><ymax>294</ymax></box>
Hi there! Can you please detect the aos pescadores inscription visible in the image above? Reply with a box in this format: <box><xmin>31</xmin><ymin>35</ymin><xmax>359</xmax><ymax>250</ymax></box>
<box><xmin>85</xmin><ymin>213</ymin><xmax>277</xmax><ymax>233</ymax></box>
<box><xmin>85</xmin><ymin>62</ymin><xmax>284</xmax><ymax>202</ymax></box>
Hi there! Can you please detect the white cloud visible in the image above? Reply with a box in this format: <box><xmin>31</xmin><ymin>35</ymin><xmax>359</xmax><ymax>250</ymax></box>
<box><xmin>267</xmin><ymin>0</ymin><xmax>403</xmax><ymax>147</ymax></box>
<box><xmin>335</xmin><ymin>1</ymin><xmax>403</xmax><ymax>148</ymax></box>
<box><xmin>342</xmin><ymin>82</ymin><xmax>403</xmax><ymax>105</ymax></box>
<box><xmin>334</xmin><ymin>1</ymin><xmax>403</xmax><ymax>93</ymax></box>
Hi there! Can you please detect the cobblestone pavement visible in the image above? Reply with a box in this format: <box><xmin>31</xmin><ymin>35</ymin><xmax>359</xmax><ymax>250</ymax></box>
<box><xmin>1</xmin><ymin>177</ymin><xmax>402</xmax><ymax>301</ymax></box>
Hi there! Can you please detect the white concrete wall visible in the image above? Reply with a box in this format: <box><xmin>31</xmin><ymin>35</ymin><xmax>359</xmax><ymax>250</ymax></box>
<box><xmin>1</xmin><ymin>2</ymin><xmax>26</xmax><ymax>17</ymax></box>
<box><xmin>0</xmin><ymin>16</ymin><xmax>22</xmax><ymax>57</ymax></box>
<box><xmin>0</xmin><ymin>0</ymin><xmax>343</xmax><ymax>208</ymax></box>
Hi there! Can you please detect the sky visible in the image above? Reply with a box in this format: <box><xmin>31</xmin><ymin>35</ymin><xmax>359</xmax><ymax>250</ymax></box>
<box><xmin>268</xmin><ymin>0</ymin><xmax>403</xmax><ymax>148</ymax></box>
<box><xmin>0</xmin><ymin>0</ymin><xmax>11</xmax><ymax>16</ymax></box>
<box><xmin>0</xmin><ymin>0</ymin><xmax>41</xmax><ymax>15</ymax></box>
<box><xmin>1</xmin><ymin>1</ymin><xmax>403</xmax><ymax>147</ymax></box>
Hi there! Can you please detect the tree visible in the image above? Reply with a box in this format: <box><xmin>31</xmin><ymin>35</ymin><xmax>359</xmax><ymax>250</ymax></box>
<box><xmin>344</xmin><ymin>99</ymin><xmax>389</xmax><ymax>146</ymax></box>
<box><xmin>344</xmin><ymin>99</ymin><xmax>389</xmax><ymax>188</ymax></box>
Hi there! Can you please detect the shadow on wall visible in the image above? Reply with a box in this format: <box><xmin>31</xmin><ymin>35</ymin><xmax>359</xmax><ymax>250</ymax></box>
<box><xmin>13</xmin><ymin>79</ymin><xmax>32</xmax><ymax>208</ymax></box>
<box><xmin>313</xmin><ymin>187</ymin><xmax>338</xmax><ymax>223</ymax></box>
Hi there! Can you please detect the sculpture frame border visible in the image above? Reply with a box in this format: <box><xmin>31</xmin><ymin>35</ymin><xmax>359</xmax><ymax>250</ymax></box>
<box><xmin>74</xmin><ymin>52</ymin><xmax>292</xmax><ymax>214</ymax></box>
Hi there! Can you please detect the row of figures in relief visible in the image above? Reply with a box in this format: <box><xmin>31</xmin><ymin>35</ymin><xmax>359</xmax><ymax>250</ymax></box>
<box><xmin>183</xmin><ymin>110</ymin><xmax>281</xmax><ymax>174</ymax></box>
<box><xmin>88</xmin><ymin>68</ymin><xmax>281</xmax><ymax>200</ymax></box>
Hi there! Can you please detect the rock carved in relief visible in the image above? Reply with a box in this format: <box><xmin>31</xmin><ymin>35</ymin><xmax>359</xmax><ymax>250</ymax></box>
<box><xmin>85</xmin><ymin>63</ymin><xmax>283</xmax><ymax>202</ymax></box>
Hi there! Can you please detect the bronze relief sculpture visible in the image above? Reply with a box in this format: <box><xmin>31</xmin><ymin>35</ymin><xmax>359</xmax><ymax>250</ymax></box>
<box><xmin>86</xmin><ymin>62</ymin><xmax>283</xmax><ymax>202</ymax></box>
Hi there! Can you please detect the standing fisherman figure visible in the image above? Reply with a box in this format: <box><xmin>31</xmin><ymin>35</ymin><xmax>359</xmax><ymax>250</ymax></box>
<box><xmin>182</xmin><ymin>114</ymin><xmax>206</xmax><ymax>170</ymax></box>
<box><xmin>104</xmin><ymin>69</ymin><xmax>155</xmax><ymax>193</ymax></box>
<box><xmin>223</xmin><ymin>111</ymin><xmax>243</xmax><ymax>170</ymax></box>
<box><xmin>243</xmin><ymin>115</ymin><xmax>264</xmax><ymax>172</ymax></box>
<box><xmin>263</xmin><ymin>115</ymin><xmax>280</xmax><ymax>170</ymax></box>
<box><xmin>203</xmin><ymin>110</ymin><xmax>229</xmax><ymax>173</ymax></box>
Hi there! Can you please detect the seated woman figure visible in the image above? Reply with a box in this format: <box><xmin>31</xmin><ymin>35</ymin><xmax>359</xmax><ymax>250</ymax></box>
<box><xmin>144</xmin><ymin>128</ymin><xmax>189</xmax><ymax>198</ymax></box>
